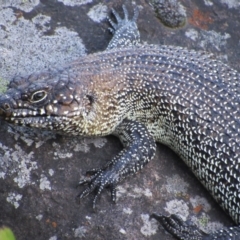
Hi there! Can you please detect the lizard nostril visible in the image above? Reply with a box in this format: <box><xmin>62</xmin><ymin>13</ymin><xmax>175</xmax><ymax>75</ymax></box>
<box><xmin>3</xmin><ymin>103</ymin><xmax>11</xmax><ymax>110</ymax></box>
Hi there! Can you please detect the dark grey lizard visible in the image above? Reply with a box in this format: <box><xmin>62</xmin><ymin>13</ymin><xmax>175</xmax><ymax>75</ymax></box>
<box><xmin>0</xmin><ymin>5</ymin><xmax>240</xmax><ymax>240</ymax></box>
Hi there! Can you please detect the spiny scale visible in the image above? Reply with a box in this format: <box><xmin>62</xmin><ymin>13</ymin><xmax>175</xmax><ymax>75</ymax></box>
<box><xmin>0</xmin><ymin>5</ymin><xmax>240</xmax><ymax>240</ymax></box>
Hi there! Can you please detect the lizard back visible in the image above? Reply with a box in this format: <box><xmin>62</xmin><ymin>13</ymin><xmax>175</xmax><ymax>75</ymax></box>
<box><xmin>66</xmin><ymin>44</ymin><xmax>240</xmax><ymax>223</ymax></box>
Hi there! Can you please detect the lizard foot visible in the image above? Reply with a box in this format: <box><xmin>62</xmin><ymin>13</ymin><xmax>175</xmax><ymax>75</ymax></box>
<box><xmin>107</xmin><ymin>4</ymin><xmax>140</xmax><ymax>49</ymax></box>
<box><xmin>77</xmin><ymin>167</ymin><xmax>117</xmax><ymax>209</ymax></box>
<box><xmin>150</xmin><ymin>213</ymin><xmax>207</xmax><ymax>240</ymax></box>
<box><xmin>108</xmin><ymin>4</ymin><xmax>139</xmax><ymax>33</ymax></box>
<box><xmin>150</xmin><ymin>213</ymin><xmax>240</xmax><ymax>240</ymax></box>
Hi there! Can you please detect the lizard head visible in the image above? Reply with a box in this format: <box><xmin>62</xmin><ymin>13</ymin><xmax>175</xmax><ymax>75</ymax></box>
<box><xmin>0</xmin><ymin>69</ymin><xmax>116</xmax><ymax>136</ymax></box>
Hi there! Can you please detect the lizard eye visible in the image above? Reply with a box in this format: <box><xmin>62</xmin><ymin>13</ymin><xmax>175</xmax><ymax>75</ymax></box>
<box><xmin>30</xmin><ymin>90</ymin><xmax>47</xmax><ymax>103</ymax></box>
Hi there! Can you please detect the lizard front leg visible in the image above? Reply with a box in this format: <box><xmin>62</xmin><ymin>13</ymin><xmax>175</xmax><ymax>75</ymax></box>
<box><xmin>77</xmin><ymin>119</ymin><xmax>156</xmax><ymax>208</ymax></box>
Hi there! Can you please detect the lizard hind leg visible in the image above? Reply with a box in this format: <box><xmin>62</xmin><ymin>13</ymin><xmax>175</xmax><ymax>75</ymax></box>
<box><xmin>151</xmin><ymin>213</ymin><xmax>240</xmax><ymax>240</ymax></box>
<box><xmin>107</xmin><ymin>4</ymin><xmax>140</xmax><ymax>50</ymax></box>
<box><xmin>150</xmin><ymin>213</ymin><xmax>207</xmax><ymax>240</ymax></box>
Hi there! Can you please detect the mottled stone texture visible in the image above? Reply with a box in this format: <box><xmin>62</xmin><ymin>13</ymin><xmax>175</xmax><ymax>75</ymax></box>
<box><xmin>0</xmin><ymin>0</ymin><xmax>240</xmax><ymax>240</ymax></box>
<box><xmin>150</xmin><ymin>0</ymin><xmax>187</xmax><ymax>28</ymax></box>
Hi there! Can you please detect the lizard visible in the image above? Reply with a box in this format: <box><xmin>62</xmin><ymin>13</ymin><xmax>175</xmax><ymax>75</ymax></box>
<box><xmin>0</xmin><ymin>4</ymin><xmax>240</xmax><ymax>240</ymax></box>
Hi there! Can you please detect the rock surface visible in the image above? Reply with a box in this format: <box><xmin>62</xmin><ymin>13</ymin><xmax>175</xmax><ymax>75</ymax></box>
<box><xmin>0</xmin><ymin>0</ymin><xmax>240</xmax><ymax>239</ymax></box>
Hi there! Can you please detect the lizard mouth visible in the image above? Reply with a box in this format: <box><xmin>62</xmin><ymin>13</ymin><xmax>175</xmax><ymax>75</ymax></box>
<box><xmin>4</xmin><ymin>115</ymin><xmax>47</xmax><ymax>127</ymax></box>
<box><xmin>0</xmin><ymin>108</ymin><xmax>43</xmax><ymax>120</ymax></box>
<box><xmin>0</xmin><ymin>107</ymin><xmax>72</xmax><ymax>133</ymax></box>
<box><xmin>3</xmin><ymin>114</ymin><xmax>65</xmax><ymax>131</ymax></box>
<box><xmin>0</xmin><ymin>107</ymin><xmax>49</xmax><ymax>126</ymax></box>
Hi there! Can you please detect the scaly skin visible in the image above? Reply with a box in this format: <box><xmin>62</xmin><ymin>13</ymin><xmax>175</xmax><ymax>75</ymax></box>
<box><xmin>0</xmin><ymin>5</ymin><xmax>240</xmax><ymax>240</ymax></box>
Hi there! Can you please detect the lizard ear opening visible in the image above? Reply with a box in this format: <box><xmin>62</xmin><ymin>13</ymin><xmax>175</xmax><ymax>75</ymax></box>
<box><xmin>84</xmin><ymin>93</ymin><xmax>96</xmax><ymax>115</ymax></box>
<box><xmin>82</xmin><ymin>93</ymin><xmax>97</xmax><ymax>120</ymax></box>
<box><xmin>86</xmin><ymin>94</ymin><xmax>94</xmax><ymax>106</ymax></box>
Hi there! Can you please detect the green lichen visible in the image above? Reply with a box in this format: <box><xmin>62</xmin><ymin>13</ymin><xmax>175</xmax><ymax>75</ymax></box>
<box><xmin>198</xmin><ymin>215</ymin><xmax>209</xmax><ymax>227</ymax></box>
<box><xmin>0</xmin><ymin>227</ymin><xmax>16</xmax><ymax>240</ymax></box>
<box><xmin>0</xmin><ymin>78</ymin><xmax>8</xmax><ymax>93</ymax></box>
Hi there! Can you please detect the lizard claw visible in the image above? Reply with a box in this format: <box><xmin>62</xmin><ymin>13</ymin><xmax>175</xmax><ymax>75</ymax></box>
<box><xmin>108</xmin><ymin>4</ymin><xmax>139</xmax><ymax>33</ymax></box>
<box><xmin>77</xmin><ymin>168</ymin><xmax>117</xmax><ymax>209</ymax></box>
